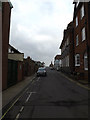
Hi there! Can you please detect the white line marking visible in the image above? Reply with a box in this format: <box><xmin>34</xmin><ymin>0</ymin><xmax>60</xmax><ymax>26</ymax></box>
<box><xmin>37</xmin><ymin>77</ymin><xmax>40</xmax><ymax>81</ymax></box>
<box><xmin>25</xmin><ymin>92</ymin><xmax>32</xmax><ymax>103</ymax></box>
<box><xmin>20</xmin><ymin>106</ymin><xmax>24</xmax><ymax>112</ymax></box>
<box><xmin>15</xmin><ymin>113</ymin><xmax>20</xmax><ymax>120</ymax></box>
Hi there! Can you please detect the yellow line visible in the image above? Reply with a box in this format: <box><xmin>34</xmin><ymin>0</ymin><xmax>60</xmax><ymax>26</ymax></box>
<box><xmin>0</xmin><ymin>95</ymin><xmax>21</xmax><ymax>120</ymax></box>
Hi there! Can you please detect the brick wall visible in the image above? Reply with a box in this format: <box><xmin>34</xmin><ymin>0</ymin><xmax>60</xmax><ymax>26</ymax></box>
<box><xmin>2</xmin><ymin>2</ymin><xmax>12</xmax><ymax>90</ymax></box>
<box><xmin>73</xmin><ymin>2</ymin><xmax>89</xmax><ymax>81</ymax></box>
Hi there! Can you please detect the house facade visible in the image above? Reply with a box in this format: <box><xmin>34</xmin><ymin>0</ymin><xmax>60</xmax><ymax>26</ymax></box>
<box><xmin>23</xmin><ymin>57</ymin><xmax>38</xmax><ymax>77</ymax></box>
<box><xmin>8</xmin><ymin>44</ymin><xmax>24</xmax><ymax>86</ymax></box>
<box><xmin>60</xmin><ymin>22</ymin><xmax>74</xmax><ymax>74</ymax></box>
<box><xmin>2</xmin><ymin>2</ymin><xmax>13</xmax><ymax>90</ymax></box>
<box><xmin>73</xmin><ymin>2</ymin><xmax>90</xmax><ymax>81</ymax></box>
<box><xmin>54</xmin><ymin>55</ymin><xmax>62</xmax><ymax>70</ymax></box>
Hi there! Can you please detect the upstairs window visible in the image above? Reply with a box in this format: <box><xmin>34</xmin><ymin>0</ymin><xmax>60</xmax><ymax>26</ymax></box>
<box><xmin>76</xmin><ymin>17</ymin><xmax>78</xmax><ymax>27</ymax></box>
<box><xmin>75</xmin><ymin>54</ymin><xmax>80</xmax><ymax>66</ymax></box>
<box><xmin>84</xmin><ymin>52</ymin><xmax>88</xmax><ymax>70</ymax></box>
<box><xmin>76</xmin><ymin>2</ymin><xmax>79</xmax><ymax>8</ymax></box>
<box><xmin>76</xmin><ymin>35</ymin><xmax>79</xmax><ymax>46</ymax></box>
<box><xmin>82</xmin><ymin>27</ymin><xmax>86</xmax><ymax>41</ymax></box>
<box><xmin>81</xmin><ymin>5</ymin><xmax>84</xmax><ymax>19</ymax></box>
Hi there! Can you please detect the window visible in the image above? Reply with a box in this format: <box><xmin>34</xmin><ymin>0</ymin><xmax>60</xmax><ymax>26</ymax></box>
<box><xmin>82</xmin><ymin>27</ymin><xmax>86</xmax><ymax>41</ymax></box>
<box><xmin>75</xmin><ymin>54</ymin><xmax>80</xmax><ymax>66</ymax></box>
<box><xmin>81</xmin><ymin>5</ymin><xmax>84</xmax><ymax>19</ymax></box>
<box><xmin>76</xmin><ymin>35</ymin><xmax>79</xmax><ymax>46</ymax></box>
<box><xmin>84</xmin><ymin>52</ymin><xmax>88</xmax><ymax>70</ymax></box>
<box><xmin>76</xmin><ymin>17</ymin><xmax>78</xmax><ymax>27</ymax></box>
<box><xmin>76</xmin><ymin>2</ymin><xmax>79</xmax><ymax>8</ymax></box>
<box><xmin>8</xmin><ymin>48</ymin><xmax>11</xmax><ymax>53</ymax></box>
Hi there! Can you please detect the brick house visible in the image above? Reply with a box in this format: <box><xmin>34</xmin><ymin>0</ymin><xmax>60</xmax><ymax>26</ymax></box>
<box><xmin>73</xmin><ymin>2</ymin><xmax>90</xmax><ymax>81</ymax></box>
<box><xmin>8</xmin><ymin>44</ymin><xmax>24</xmax><ymax>86</ymax></box>
<box><xmin>23</xmin><ymin>57</ymin><xmax>38</xmax><ymax>77</ymax></box>
<box><xmin>2</xmin><ymin>2</ymin><xmax>13</xmax><ymax>90</ymax></box>
<box><xmin>60</xmin><ymin>22</ymin><xmax>74</xmax><ymax>74</ymax></box>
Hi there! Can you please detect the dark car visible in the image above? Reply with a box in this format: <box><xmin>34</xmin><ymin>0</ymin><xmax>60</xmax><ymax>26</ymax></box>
<box><xmin>37</xmin><ymin>67</ymin><xmax>47</xmax><ymax>76</ymax></box>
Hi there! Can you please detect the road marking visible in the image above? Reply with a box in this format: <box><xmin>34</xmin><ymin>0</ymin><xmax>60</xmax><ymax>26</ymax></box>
<box><xmin>37</xmin><ymin>77</ymin><xmax>40</xmax><ymax>81</ymax></box>
<box><xmin>15</xmin><ymin>113</ymin><xmax>20</xmax><ymax>120</ymax></box>
<box><xmin>25</xmin><ymin>88</ymin><xmax>29</xmax><ymax>91</ymax></box>
<box><xmin>0</xmin><ymin>95</ymin><xmax>21</xmax><ymax>120</ymax></box>
<box><xmin>20</xmin><ymin>106</ymin><xmax>24</xmax><ymax>112</ymax></box>
<box><xmin>25</xmin><ymin>92</ymin><xmax>32</xmax><ymax>103</ymax></box>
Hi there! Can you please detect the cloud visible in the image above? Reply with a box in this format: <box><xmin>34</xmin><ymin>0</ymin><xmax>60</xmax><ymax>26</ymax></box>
<box><xmin>10</xmin><ymin>0</ymin><xmax>74</xmax><ymax>65</ymax></box>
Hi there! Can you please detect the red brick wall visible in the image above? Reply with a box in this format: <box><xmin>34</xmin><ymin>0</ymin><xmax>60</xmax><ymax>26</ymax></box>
<box><xmin>73</xmin><ymin>3</ymin><xmax>88</xmax><ymax>80</ymax></box>
<box><xmin>2</xmin><ymin>3</ymin><xmax>11</xmax><ymax>90</ymax></box>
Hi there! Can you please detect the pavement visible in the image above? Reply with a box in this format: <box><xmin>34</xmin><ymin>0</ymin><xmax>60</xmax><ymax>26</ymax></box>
<box><xmin>2</xmin><ymin>74</ymin><xmax>36</xmax><ymax>109</ymax></box>
<box><xmin>59</xmin><ymin>71</ymin><xmax>90</xmax><ymax>90</ymax></box>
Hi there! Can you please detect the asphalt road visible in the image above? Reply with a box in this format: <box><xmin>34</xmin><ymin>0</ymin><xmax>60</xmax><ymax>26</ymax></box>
<box><xmin>2</xmin><ymin>67</ymin><xmax>88</xmax><ymax>119</ymax></box>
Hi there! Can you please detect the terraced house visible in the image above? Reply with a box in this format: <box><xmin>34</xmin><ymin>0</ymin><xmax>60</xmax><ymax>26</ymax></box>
<box><xmin>73</xmin><ymin>2</ymin><xmax>90</xmax><ymax>81</ymax></box>
<box><xmin>60</xmin><ymin>22</ymin><xmax>74</xmax><ymax>74</ymax></box>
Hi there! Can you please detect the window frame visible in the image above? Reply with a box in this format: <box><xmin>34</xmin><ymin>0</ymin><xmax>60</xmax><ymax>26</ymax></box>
<box><xmin>84</xmin><ymin>52</ymin><xmax>88</xmax><ymax>70</ymax></box>
<box><xmin>76</xmin><ymin>16</ymin><xmax>78</xmax><ymax>27</ymax></box>
<box><xmin>75</xmin><ymin>54</ymin><xmax>80</xmax><ymax>66</ymax></box>
<box><xmin>81</xmin><ymin>5</ymin><xmax>84</xmax><ymax>19</ymax></box>
<box><xmin>81</xmin><ymin>27</ymin><xmax>86</xmax><ymax>41</ymax></box>
<box><xmin>76</xmin><ymin>35</ymin><xmax>79</xmax><ymax>46</ymax></box>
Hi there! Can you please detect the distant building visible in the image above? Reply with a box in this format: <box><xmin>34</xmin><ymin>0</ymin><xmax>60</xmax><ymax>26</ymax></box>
<box><xmin>73</xmin><ymin>2</ymin><xmax>90</xmax><ymax>81</ymax></box>
<box><xmin>49</xmin><ymin>61</ymin><xmax>53</xmax><ymax>67</ymax></box>
<box><xmin>60</xmin><ymin>22</ymin><xmax>74</xmax><ymax>74</ymax></box>
<box><xmin>2</xmin><ymin>1</ymin><xmax>13</xmax><ymax>90</ymax></box>
<box><xmin>23</xmin><ymin>57</ymin><xmax>38</xmax><ymax>76</ymax></box>
<box><xmin>54</xmin><ymin>55</ymin><xmax>62</xmax><ymax>70</ymax></box>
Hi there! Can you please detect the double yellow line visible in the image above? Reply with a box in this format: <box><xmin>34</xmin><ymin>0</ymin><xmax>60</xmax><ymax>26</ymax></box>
<box><xmin>0</xmin><ymin>95</ymin><xmax>21</xmax><ymax>120</ymax></box>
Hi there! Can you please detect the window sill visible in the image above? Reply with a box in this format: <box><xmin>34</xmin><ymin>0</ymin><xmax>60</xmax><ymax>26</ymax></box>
<box><xmin>75</xmin><ymin>64</ymin><xmax>80</xmax><ymax>67</ymax></box>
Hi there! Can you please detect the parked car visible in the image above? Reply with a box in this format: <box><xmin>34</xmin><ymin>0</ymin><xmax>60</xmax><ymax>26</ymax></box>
<box><xmin>50</xmin><ymin>67</ymin><xmax>54</xmax><ymax>70</ymax></box>
<box><xmin>37</xmin><ymin>67</ymin><xmax>47</xmax><ymax>76</ymax></box>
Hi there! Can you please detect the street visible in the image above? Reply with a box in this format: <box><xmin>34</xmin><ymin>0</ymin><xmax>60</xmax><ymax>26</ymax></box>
<box><xmin>2</xmin><ymin>67</ymin><xmax>88</xmax><ymax>119</ymax></box>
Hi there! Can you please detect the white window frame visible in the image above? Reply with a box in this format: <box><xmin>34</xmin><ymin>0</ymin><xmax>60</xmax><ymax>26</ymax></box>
<box><xmin>76</xmin><ymin>35</ymin><xmax>79</xmax><ymax>46</ymax></box>
<box><xmin>81</xmin><ymin>5</ymin><xmax>84</xmax><ymax>19</ymax></box>
<box><xmin>82</xmin><ymin>27</ymin><xmax>86</xmax><ymax>41</ymax></box>
<box><xmin>84</xmin><ymin>52</ymin><xmax>88</xmax><ymax>70</ymax></box>
<box><xmin>76</xmin><ymin>2</ymin><xmax>79</xmax><ymax>8</ymax></box>
<box><xmin>76</xmin><ymin>17</ymin><xmax>78</xmax><ymax>27</ymax></box>
<box><xmin>75</xmin><ymin>54</ymin><xmax>80</xmax><ymax>66</ymax></box>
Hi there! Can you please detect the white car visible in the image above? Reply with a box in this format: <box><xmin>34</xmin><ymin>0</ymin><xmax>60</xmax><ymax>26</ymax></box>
<box><xmin>37</xmin><ymin>67</ymin><xmax>47</xmax><ymax>76</ymax></box>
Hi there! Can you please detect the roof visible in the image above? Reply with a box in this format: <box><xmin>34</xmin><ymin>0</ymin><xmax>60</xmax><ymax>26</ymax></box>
<box><xmin>9</xmin><ymin>44</ymin><xmax>23</xmax><ymax>54</ymax></box>
<box><xmin>60</xmin><ymin>21</ymin><xmax>73</xmax><ymax>49</ymax></box>
<box><xmin>55</xmin><ymin>55</ymin><xmax>61</xmax><ymax>60</ymax></box>
<box><xmin>1</xmin><ymin>0</ymin><xmax>13</xmax><ymax>8</ymax></box>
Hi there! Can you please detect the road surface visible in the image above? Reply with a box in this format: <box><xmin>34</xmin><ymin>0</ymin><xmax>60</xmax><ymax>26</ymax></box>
<box><xmin>2</xmin><ymin>67</ymin><xmax>88</xmax><ymax>119</ymax></box>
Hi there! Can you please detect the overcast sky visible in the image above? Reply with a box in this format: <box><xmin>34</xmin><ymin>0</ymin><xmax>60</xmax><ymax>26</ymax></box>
<box><xmin>10</xmin><ymin>0</ymin><xmax>74</xmax><ymax>66</ymax></box>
